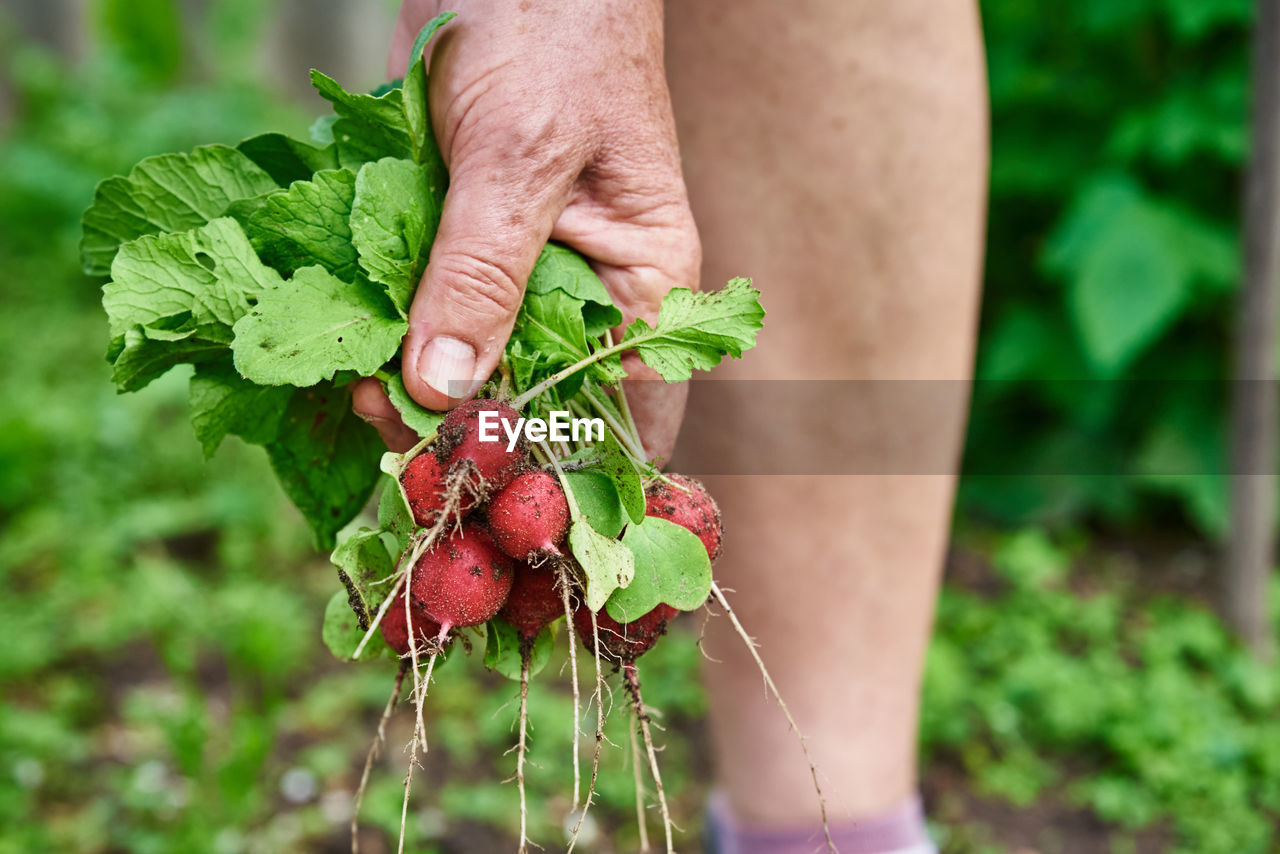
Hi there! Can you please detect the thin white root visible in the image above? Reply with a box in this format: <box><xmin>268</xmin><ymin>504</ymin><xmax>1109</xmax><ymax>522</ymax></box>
<box><xmin>352</xmin><ymin>664</ymin><xmax>407</xmax><ymax>854</ymax></box>
<box><xmin>416</xmin><ymin>650</ymin><xmax>441</xmax><ymax>753</ymax></box>
<box><xmin>558</xmin><ymin>565</ymin><xmax>582</xmax><ymax>808</ymax></box>
<box><xmin>397</xmin><ymin>717</ymin><xmax>420</xmax><ymax>854</ymax></box>
<box><xmin>517</xmin><ymin>655</ymin><xmax>531</xmax><ymax>854</ymax></box>
<box><xmin>567</xmin><ymin>608</ymin><xmax>606</xmax><ymax>854</ymax></box>
<box><xmin>709</xmin><ymin>581</ymin><xmax>835</xmax><ymax>853</ymax></box>
<box><xmin>630</xmin><ymin>714</ymin><xmax>651</xmax><ymax>852</ymax></box>
<box><xmin>625</xmin><ymin>664</ymin><xmax>675</xmax><ymax>854</ymax></box>
<box><xmin>404</xmin><ymin>566</ymin><xmax>429</xmax><ymax>755</ymax></box>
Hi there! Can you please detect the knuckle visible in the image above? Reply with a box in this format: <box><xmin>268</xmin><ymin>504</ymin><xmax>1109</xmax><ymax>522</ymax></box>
<box><xmin>433</xmin><ymin>252</ymin><xmax>525</xmax><ymax>320</ymax></box>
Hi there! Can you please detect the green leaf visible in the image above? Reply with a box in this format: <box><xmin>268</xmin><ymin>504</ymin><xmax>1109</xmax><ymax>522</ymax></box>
<box><xmin>232</xmin><ymin>266</ymin><xmax>407</xmax><ymax>387</ymax></box>
<box><xmin>568</xmin><ymin>519</ymin><xmax>634</xmax><ymax>612</ymax></box>
<box><xmin>108</xmin><ymin>320</ymin><xmax>228</xmax><ymax>392</ymax></box>
<box><xmin>266</xmin><ymin>384</ymin><xmax>384</xmax><ymax>549</ymax></box>
<box><xmin>331</xmin><ymin>527</ymin><xmax>397</xmax><ymax>619</ymax></box>
<box><xmin>514</xmin><ymin>289</ymin><xmax>624</xmax><ymax>389</ymax></box>
<box><xmin>236</xmin><ymin>168</ymin><xmax>359</xmax><ymax>280</ymax></box>
<box><xmin>526</xmin><ymin>243</ymin><xmax>622</xmax><ymax>335</ymax></box>
<box><xmin>351</xmin><ymin>158</ymin><xmax>442</xmax><ymax>315</ymax></box>
<box><xmin>384</xmin><ymin>371</ymin><xmax>446</xmax><ymax>437</ymax></box>
<box><xmin>377</xmin><ymin>474</ymin><xmax>417</xmax><ymax>556</ymax></box>
<box><xmin>606</xmin><ymin>517</ymin><xmax>712</xmax><ymax>622</ymax></box>
<box><xmin>620</xmin><ymin>278</ymin><xmax>764</xmax><ymax>382</ymax></box>
<box><xmin>563</xmin><ymin>470</ymin><xmax>627</xmax><ymax>538</ymax></box>
<box><xmin>322</xmin><ymin>589</ymin><xmax>392</xmax><ymax>662</ymax></box>
<box><xmin>402</xmin><ymin>12</ymin><xmax>457</xmax><ymax>169</ymax></box>
<box><xmin>310</xmin><ymin>71</ymin><xmax>414</xmax><ymax>167</ymax></box>
<box><xmin>189</xmin><ymin>359</ymin><xmax>293</xmax><ymax>457</ymax></box>
<box><xmin>484</xmin><ymin>616</ymin><xmax>555</xmax><ymax>681</ymax></box>
<box><xmin>588</xmin><ymin>426</ymin><xmax>645</xmax><ymax>523</ymax></box>
<box><xmin>236</xmin><ymin>132</ymin><xmax>340</xmax><ymax>186</ymax></box>
<box><xmin>516</xmin><ymin>288</ymin><xmax>591</xmax><ymax>365</ymax></box>
<box><xmin>104</xmin><ymin>217</ymin><xmax>283</xmax><ymax>339</ymax></box>
<box><xmin>81</xmin><ymin>145</ymin><xmax>279</xmax><ymax>276</ymax></box>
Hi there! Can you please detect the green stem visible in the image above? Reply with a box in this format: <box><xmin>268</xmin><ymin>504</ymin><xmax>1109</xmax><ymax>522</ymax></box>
<box><xmin>582</xmin><ymin>386</ymin><xmax>648</xmax><ymax>464</ymax></box>
<box><xmin>392</xmin><ymin>427</ymin><xmax>439</xmax><ymax>476</ymax></box>
<box><xmin>511</xmin><ymin>337</ymin><xmax>635</xmax><ymax>410</ymax></box>
<box><xmin>603</xmin><ymin>329</ymin><xmax>643</xmax><ymax>448</ymax></box>
<box><xmin>538</xmin><ymin>439</ymin><xmax>585</xmax><ymax>522</ymax></box>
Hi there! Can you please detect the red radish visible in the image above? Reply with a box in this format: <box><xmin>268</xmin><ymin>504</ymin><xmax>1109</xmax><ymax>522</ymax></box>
<box><xmin>400</xmin><ymin>452</ymin><xmax>475</xmax><ymax>527</ymax></box>
<box><xmin>436</xmin><ymin>399</ymin><xmax>529</xmax><ymax>498</ymax></box>
<box><xmin>379</xmin><ymin>591</ymin><xmax>443</xmax><ymax>657</ymax></box>
<box><xmin>573</xmin><ymin>603</ymin><xmax>678</xmax><ymax>663</ymax></box>
<box><xmin>487</xmin><ymin>469</ymin><xmax>570</xmax><ymax>561</ymax></box>
<box><xmin>411</xmin><ymin>522</ymin><xmax>514</xmax><ymax>631</ymax></box>
<box><xmin>645</xmin><ymin>474</ymin><xmax>723</xmax><ymax>561</ymax></box>
<box><xmin>500</xmin><ymin>562</ymin><xmax>565</xmax><ymax>640</ymax></box>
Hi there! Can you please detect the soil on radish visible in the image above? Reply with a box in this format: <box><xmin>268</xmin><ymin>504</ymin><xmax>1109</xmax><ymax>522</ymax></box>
<box><xmin>645</xmin><ymin>474</ymin><xmax>723</xmax><ymax>561</ymax></box>
<box><xmin>574</xmin><ymin>604</ymin><xmax>678</xmax><ymax>664</ymax></box>
<box><xmin>412</xmin><ymin>522</ymin><xmax>515</xmax><ymax>629</ymax></box>
<box><xmin>433</xmin><ymin>399</ymin><xmax>529</xmax><ymax>498</ymax></box>
<box><xmin>487</xmin><ymin>469</ymin><xmax>570</xmax><ymax>561</ymax></box>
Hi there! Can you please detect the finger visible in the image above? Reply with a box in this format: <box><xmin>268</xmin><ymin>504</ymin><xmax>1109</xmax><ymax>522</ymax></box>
<box><xmin>400</xmin><ymin>155</ymin><xmax>576</xmax><ymax>410</ymax></box>
<box><xmin>352</xmin><ymin>378</ymin><xmax>420</xmax><ymax>452</ymax></box>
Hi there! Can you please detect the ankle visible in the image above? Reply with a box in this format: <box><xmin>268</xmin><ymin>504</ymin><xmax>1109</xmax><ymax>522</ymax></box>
<box><xmin>704</xmin><ymin>792</ymin><xmax>936</xmax><ymax>854</ymax></box>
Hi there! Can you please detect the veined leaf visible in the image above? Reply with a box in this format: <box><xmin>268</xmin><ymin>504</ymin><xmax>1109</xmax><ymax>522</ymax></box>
<box><xmin>311</xmin><ymin>71</ymin><xmax>414</xmax><ymax>167</ymax></box>
<box><xmin>81</xmin><ymin>144</ymin><xmax>278</xmax><ymax>276</ymax></box>
<box><xmin>104</xmin><ymin>216</ymin><xmax>282</xmax><ymax>338</ymax></box>
<box><xmin>232</xmin><ymin>266</ymin><xmax>406</xmax><ymax>387</ymax></box>
<box><xmin>568</xmin><ymin>519</ymin><xmax>635</xmax><ymax>612</ymax></box>
<box><xmin>189</xmin><ymin>359</ymin><xmax>293</xmax><ymax>457</ymax></box>
<box><xmin>526</xmin><ymin>243</ymin><xmax>622</xmax><ymax>335</ymax></box>
<box><xmin>351</xmin><ymin>157</ymin><xmax>442</xmax><ymax>315</ymax></box>
<box><xmin>605</xmin><ymin>517</ymin><xmax>713</xmax><ymax>622</ymax></box>
<box><xmin>237</xmin><ymin>168</ymin><xmax>359</xmax><ymax>280</ymax></box>
<box><xmin>267</xmin><ymin>384</ymin><xmax>383</xmax><ymax>549</ymax></box>
<box><xmin>236</xmin><ymin>132</ymin><xmax>340</xmax><ymax>187</ymax></box>
<box><xmin>620</xmin><ymin>278</ymin><xmax>763</xmax><ymax>382</ymax></box>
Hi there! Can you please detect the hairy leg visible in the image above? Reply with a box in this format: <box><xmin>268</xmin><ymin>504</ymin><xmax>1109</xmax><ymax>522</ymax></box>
<box><xmin>665</xmin><ymin>0</ymin><xmax>988</xmax><ymax>826</ymax></box>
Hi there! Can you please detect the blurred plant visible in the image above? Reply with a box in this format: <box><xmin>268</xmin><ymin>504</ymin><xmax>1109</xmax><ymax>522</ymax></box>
<box><xmin>963</xmin><ymin>0</ymin><xmax>1253</xmax><ymax>536</ymax></box>
<box><xmin>924</xmin><ymin>528</ymin><xmax>1280</xmax><ymax>854</ymax></box>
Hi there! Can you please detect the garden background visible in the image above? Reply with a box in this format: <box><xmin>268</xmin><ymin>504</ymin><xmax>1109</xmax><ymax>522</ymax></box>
<box><xmin>2</xmin><ymin>1</ymin><xmax>1278</xmax><ymax>852</ymax></box>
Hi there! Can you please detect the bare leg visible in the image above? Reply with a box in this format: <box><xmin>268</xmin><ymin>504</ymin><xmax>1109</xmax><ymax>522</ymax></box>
<box><xmin>665</xmin><ymin>0</ymin><xmax>988</xmax><ymax>827</ymax></box>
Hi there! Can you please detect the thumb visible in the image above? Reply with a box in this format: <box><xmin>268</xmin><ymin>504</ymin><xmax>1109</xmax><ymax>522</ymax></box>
<box><xmin>401</xmin><ymin>164</ymin><xmax>565</xmax><ymax>410</ymax></box>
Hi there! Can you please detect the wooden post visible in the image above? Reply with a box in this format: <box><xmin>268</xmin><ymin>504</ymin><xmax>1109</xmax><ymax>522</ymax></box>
<box><xmin>1226</xmin><ymin>0</ymin><xmax>1280</xmax><ymax>659</ymax></box>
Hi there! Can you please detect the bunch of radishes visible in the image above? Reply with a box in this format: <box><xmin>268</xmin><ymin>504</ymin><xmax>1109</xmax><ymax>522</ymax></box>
<box><xmin>379</xmin><ymin>397</ymin><xmax>721</xmax><ymax>667</ymax></box>
<box><xmin>348</xmin><ymin>395</ymin><xmax>745</xmax><ymax>854</ymax></box>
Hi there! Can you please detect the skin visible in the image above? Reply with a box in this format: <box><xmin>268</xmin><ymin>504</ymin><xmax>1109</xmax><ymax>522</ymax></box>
<box><xmin>359</xmin><ymin>0</ymin><xmax>988</xmax><ymax>831</ymax></box>
<box><xmin>353</xmin><ymin>0</ymin><xmax>695</xmax><ymax>461</ymax></box>
<box><xmin>668</xmin><ymin>0</ymin><xmax>988</xmax><ymax>824</ymax></box>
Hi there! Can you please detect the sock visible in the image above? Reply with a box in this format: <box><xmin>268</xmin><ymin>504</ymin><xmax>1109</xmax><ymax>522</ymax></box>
<box><xmin>704</xmin><ymin>792</ymin><xmax>937</xmax><ymax>854</ymax></box>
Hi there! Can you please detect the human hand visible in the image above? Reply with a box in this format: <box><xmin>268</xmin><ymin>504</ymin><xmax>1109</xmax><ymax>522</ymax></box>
<box><xmin>352</xmin><ymin>0</ymin><xmax>699</xmax><ymax>461</ymax></box>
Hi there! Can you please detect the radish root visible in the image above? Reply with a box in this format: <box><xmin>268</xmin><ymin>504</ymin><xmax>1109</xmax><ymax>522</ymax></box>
<box><xmin>567</xmin><ymin>607</ymin><xmax>606</xmax><ymax>854</ymax></box>
<box><xmin>558</xmin><ymin>564</ymin><xmax>582</xmax><ymax>808</ymax></box>
<box><xmin>709</xmin><ymin>580</ymin><xmax>835</xmax><ymax>853</ymax></box>
<box><xmin>630</xmin><ymin>714</ymin><xmax>651</xmax><ymax>852</ymax></box>
<box><xmin>516</xmin><ymin>654</ymin><xmax>532</xmax><ymax>853</ymax></box>
<box><xmin>624</xmin><ymin>663</ymin><xmax>675</xmax><ymax>853</ymax></box>
<box><xmin>352</xmin><ymin>663</ymin><xmax>407</xmax><ymax>854</ymax></box>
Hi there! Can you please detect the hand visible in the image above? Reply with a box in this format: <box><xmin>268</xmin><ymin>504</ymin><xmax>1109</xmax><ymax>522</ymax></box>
<box><xmin>353</xmin><ymin>0</ymin><xmax>699</xmax><ymax>461</ymax></box>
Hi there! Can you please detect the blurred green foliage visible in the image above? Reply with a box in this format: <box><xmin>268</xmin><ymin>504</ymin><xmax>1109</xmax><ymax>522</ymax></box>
<box><xmin>964</xmin><ymin>0</ymin><xmax>1252</xmax><ymax>536</ymax></box>
<box><xmin>925</xmin><ymin>530</ymin><xmax>1280</xmax><ymax>854</ymax></box>
<box><xmin>3</xmin><ymin>1</ymin><xmax>1280</xmax><ymax>853</ymax></box>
